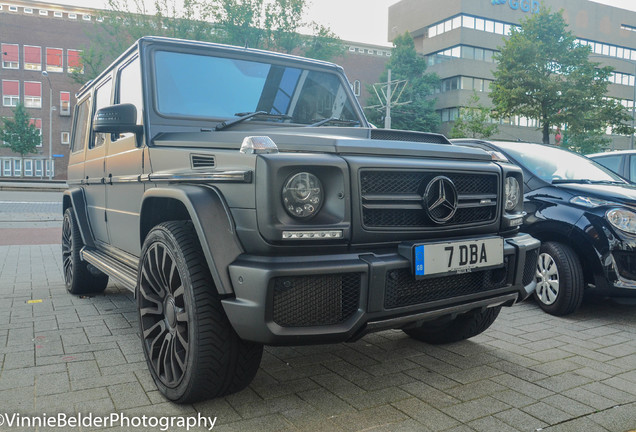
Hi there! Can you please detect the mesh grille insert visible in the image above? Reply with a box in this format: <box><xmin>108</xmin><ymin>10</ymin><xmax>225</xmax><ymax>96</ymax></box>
<box><xmin>384</xmin><ymin>260</ymin><xmax>510</xmax><ymax>309</ymax></box>
<box><xmin>523</xmin><ymin>248</ymin><xmax>539</xmax><ymax>286</ymax></box>
<box><xmin>272</xmin><ymin>273</ymin><xmax>361</xmax><ymax>327</ymax></box>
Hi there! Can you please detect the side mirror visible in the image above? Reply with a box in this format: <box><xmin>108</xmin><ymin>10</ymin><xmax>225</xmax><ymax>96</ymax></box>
<box><xmin>93</xmin><ymin>103</ymin><xmax>142</xmax><ymax>134</ymax></box>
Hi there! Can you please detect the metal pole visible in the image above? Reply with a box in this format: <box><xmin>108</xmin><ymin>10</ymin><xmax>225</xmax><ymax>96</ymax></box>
<box><xmin>384</xmin><ymin>69</ymin><xmax>392</xmax><ymax>129</ymax></box>
<box><xmin>42</xmin><ymin>71</ymin><xmax>53</xmax><ymax>180</ymax></box>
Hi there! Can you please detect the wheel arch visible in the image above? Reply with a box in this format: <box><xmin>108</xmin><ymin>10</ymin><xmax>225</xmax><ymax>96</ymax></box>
<box><xmin>62</xmin><ymin>188</ymin><xmax>95</xmax><ymax>248</ymax></box>
<box><xmin>140</xmin><ymin>186</ymin><xmax>243</xmax><ymax>296</ymax></box>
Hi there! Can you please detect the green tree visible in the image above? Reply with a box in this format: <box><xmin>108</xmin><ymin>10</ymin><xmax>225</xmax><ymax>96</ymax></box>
<box><xmin>450</xmin><ymin>91</ymin><xmax>499</xmax><ymax>139</ymax></box>
<box><xmin>490</xmin><ymin>8</ymin><xmax>633</xmax><ymax>147</ymax></box>
<box><xmin>365</xmin><ymin>32</ymin><xmax>439</xmax><ymax>132</ymax></box>
<box><xmin>0</xmin><ymin>104</ymin><xmax>41</xmax><ymax>177</ymax></box>
<box><xmin>75</xmin><ymin>0</ymin><xmax>343</xmax><ymax>84</ymax></box>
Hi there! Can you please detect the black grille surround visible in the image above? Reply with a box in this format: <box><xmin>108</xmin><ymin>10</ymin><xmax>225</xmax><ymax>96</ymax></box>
<box><xmin>360</xmin><ymin>170</ymin><xmax>499</xmax><ymax>229</ymax></box>
<box><xmin>384</xmin><ymin>258</ymin><xmax>511</xmax><ymax>309</ymax></box>
<box><xmin>272</xmin><ymin>273</ymin><xmax>361</xmax><ymax>327</ymax></box>
<box><xmin>523</xmin><ymin>248</ymin><xmax>539</xmax><ymax>286</ymax></box>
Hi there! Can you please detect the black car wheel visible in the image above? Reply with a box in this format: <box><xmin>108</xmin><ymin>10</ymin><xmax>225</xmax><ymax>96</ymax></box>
<box><xmin>534</xmin><ymin>241</ymin><xmax>584</xmax><ymax>316</ymax></box>
<box><xmin>62</xmin><ymin>208</ymin><xmax>108</xmax><ymax>294</ymax></box>
<box><xmin>403</xmin><ymin>306</ymin><xmax>501</xmax><ymax>344</ymax></box>
<box><xmin>138</xmin><ymin>221</ymin><xmax>263</xmax><ymax>403</ymax></box>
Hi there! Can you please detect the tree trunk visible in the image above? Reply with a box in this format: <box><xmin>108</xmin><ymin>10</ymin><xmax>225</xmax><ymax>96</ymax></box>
<box><xmin>542</xmin><ymin>119</ymin><xmax>550</xmax><ymax>144</ymax></box>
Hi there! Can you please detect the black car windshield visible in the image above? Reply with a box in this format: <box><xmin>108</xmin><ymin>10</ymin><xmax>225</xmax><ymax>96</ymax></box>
<box><xmin>495</xmin><ymin>142</ymin><xmax>625</xmax><ymax>183</ymax></box>
<box><xmin>153</xmin><ymin>50</ymin><xmax>361</xmax><ymax>126</ymax></box>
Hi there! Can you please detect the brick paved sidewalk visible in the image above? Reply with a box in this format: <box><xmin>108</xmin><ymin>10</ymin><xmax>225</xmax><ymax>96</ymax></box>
<box><xmin>0</xmin><ymin>244</ymin><xmax>635</xmax><ymax>432</ymax></box>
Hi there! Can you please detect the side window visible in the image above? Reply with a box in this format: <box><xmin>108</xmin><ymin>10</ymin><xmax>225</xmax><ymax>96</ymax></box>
<box><xmin>118</xmin><ymin>56</ymin><xmax>142</xmax><ymax>124</ymax></box>
<box><xmin>594</xmin><ymin>155</ymin><xmax>621</xmax><ymax>175</ymax></box>
<box><xmin>629</xmin><ymin>156</ymin><xmax>636</xmax><ymax>181</ymax></box>
<box><xmin>91</xmin><ymin>78</ymin><xmax>112</xmax><ymax>149</ymax></box>
<box><xmin>71</xmin><ymin>96</ymin><xmax>91</xmax><ymax>153</ymax></box>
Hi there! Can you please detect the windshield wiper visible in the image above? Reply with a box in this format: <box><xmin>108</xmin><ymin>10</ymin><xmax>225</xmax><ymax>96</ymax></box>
<box><xmin>215</xmin><ymin>111</ymin><xmax>292</xmax><ymax>131</ymax></box>
<box><xmin>307</xmin><ymin>117</ymin><xmax>360</xmax><ymax>127</ymax></box>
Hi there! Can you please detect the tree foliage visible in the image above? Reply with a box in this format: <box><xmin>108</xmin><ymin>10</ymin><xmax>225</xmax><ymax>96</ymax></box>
<box><xmin>0</xmin><ymin>104</ymin><xmax>41</xmax><ymax>177</ymax></box>
<box><xmin>450</xmin><ymin>92</ymin><xmax>499</xmax><ymax>139</ymax></box>
<box><xmin>74</xmin><ymin>0</ymin><xmax>343</xmax><ymax>84</ymax></box>
<box><xmin>365</xmin><ymin>33</ymin><xmax>439</xmax><ymax>132</ymax></box>
<box><xmin>490</xmin><ymin>8</ymin><xmax>633</xmax><ymax>149</ymax></box>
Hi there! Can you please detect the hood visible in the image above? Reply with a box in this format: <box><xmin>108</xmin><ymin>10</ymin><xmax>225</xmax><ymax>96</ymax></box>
<box><xmin>555</xmin><ymin>182</ymin><xmax>636</xmax><ymax>206</ymax></box>
<box><xmin>152</xmin><ymin>126</ymin><xmax>493</xmax><ymax>161</ymax></box>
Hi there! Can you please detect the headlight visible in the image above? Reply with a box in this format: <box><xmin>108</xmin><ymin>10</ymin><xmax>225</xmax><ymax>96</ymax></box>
<box><xmin>282</xmin><ymin>172</ymin><xmax>323</xmax><ymax>218</ymax></box>
<box><xmin>606</xmin><ymin>208</ymin><xmax>636</xmax><ymax>234</ymax></box>
<box><xmin>504</xmin><ymin>176</ymin><xmax>520</xmax><ymax>211</ymax></box>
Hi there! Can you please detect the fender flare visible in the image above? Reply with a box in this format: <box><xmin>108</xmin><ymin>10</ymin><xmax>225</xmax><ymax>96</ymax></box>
<box><xmin>63</xmin><ymin>188</ymin><xmax>95</xmax><ymax>248</ymax></box>
<box><xmin>140</xmin><ymin>185</ymin><xmax>244</xmax><ymax>296</ymax></box>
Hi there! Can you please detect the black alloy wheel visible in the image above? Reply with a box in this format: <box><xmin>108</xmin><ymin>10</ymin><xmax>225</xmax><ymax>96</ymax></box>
<box><xmin>138</xmin><ymin>242</ymin><xmax>189</xmax><ymax>387</ymax></box>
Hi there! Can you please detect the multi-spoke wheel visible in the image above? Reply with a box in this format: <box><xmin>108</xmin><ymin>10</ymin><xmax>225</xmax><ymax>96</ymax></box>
<box><xmin>62</xmin><ymin>208</ymin><xmax>108</xmax><ymax>294</ymax></box>
<box><xmin>533</xmin><ymin>241</ymin><xmax>584</xmax><ymax>316</ymax></box>
<box><xmin>403</xmin><ymin>306</ymin><xmax>501</xmax><ymax>344</ymax></box>
<box><xmin>138</xmin><ymin>221</ymin><xmax>263</xmax><ymax>403</ymax></box>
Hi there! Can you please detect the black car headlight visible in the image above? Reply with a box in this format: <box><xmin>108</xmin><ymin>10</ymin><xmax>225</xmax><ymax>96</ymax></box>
<box><xmin>606</xmin><ymin>208</ymin><xmax>636</xmax><ymax>234</ymax></box>
<box><xmin>282</xmin><ymin>172</ymin><xmax>324</xmax><ymax>218</ymax></box>
<box><xmin>504</xmin><ymin>176</ymin><xmax>521</xmax><ymax>211</ymax></box>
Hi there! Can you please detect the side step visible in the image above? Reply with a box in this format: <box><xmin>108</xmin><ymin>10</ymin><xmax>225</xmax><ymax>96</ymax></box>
<box><xmin>80</xmin><ymin>247</ymin><xmax>138</xmax><ymax>292</ymax></box>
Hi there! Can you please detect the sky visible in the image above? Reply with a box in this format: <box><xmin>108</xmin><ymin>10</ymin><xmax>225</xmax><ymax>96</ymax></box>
<box><xmin>32</xmin><ymin>0</ymin><xmax>636</xmax><ymax>47</ymax></box>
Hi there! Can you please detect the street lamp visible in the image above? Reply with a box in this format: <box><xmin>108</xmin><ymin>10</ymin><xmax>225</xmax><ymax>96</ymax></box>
<box><xmin>41</xmin><ymin>71</ymin><xmax>54</xmax><ymax>180</ymax></box>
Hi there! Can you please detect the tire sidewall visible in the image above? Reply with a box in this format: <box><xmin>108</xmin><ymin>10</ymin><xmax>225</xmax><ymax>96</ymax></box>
<box><xmin>137</xmin><ymin>225</ymin><xmax>200</xmax><ymax>401</ymax></box>
<box><xmin>533</xmin><ymin>242</ymin><xmax>583</xmax><ymax>315</ymax></box>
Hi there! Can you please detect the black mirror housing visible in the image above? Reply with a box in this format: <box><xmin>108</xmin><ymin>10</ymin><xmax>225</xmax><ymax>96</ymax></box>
<box><xmin>93</xmin><ymin>104</ymin><xmax>142</xmax><ymax>134</ymax></box>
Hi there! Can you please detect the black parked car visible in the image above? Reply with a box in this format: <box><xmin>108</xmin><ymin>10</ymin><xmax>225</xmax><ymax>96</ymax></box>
<box><xmin>453</xmin><ymin>140</ymin><xmax>636</xmax><ymax>316</ymax></box>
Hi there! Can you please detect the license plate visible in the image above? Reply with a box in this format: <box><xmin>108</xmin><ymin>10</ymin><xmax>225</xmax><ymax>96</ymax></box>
<box><xmin>414</xmin><ymin>237</ymin><xmax>504</xmax><ymax>278</ymax></box>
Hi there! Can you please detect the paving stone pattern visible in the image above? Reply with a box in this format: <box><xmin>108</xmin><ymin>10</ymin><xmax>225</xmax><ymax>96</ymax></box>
<box><xmin>0</xmin><ymin>244</ymin><xmax>635</xmax><ymax>431</ymax></box>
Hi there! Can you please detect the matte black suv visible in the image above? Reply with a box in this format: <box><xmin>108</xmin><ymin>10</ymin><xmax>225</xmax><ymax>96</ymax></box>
<box><xmin>63</xmin><ymin>37</ymin><xmax>539</xmax><ymax>403</ymax></box>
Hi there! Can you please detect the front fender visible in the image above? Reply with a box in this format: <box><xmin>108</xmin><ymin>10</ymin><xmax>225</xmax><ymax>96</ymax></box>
<box><xmin>63</xmin><ymin>188</ymin><xmax>95</xmax><ymax>248</ymax></box>
<box><xmin>140</xmin><ymin>185</ymin><xmax>244</xmax><ymax>295</ymax></box>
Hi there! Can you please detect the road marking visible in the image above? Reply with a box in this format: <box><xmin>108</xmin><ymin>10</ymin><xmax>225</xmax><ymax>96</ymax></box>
<box><xmin>0</xmin><ymin>201</ymin><xmax>61</xmax><ymax>204</ymax></box>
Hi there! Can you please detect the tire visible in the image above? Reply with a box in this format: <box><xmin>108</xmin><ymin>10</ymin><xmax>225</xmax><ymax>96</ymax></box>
<box><xmin>403</xmin><ymin>306</ymin><xmax>501</xmax><ymax>344</ymax></box>
<box><xmin>62</xmin><ymin>208</ymin><xmax>108</xmax><ymax>295</ymax></box>
<box><xmin>533</xmin><ymin>241</ymin><xmax>584</xmax><ymax>316</ymax></box>
<box><xmin>137</xmin><ymin>221</ymin><xmax>263</xmax><ymax>403</ymax></box>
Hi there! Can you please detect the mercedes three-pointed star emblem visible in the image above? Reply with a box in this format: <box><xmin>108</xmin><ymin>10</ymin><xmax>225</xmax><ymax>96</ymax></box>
<box><xmin>424</xmin><ymin>176</ymin><xmax>458</xmax><ymax>224</ymax></box>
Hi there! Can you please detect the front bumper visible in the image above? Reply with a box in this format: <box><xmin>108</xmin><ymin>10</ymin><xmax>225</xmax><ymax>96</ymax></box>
<box><xmin>221</xmin><ymin>233</ymin><xmax>540</xmax><ymax>345</ymax></box>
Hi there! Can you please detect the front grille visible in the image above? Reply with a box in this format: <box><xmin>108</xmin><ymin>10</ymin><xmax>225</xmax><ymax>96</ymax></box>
<box><xmin>612</xmin><ymin>251</ymin><xmax>636</xmax><ymax>280</ymax></box>
<box><xmin>370</xmin><ymin>129</ymin><xmax>449</xmax><ymax>144</ymax></box>
<box><xmin>523</xmin><ymin>248</ymin><xmax>539</xmax><ymax>286</ymax></box>
<box><xmin>272</xmin><ymin>273</ymin><xmax>361</xmax><ymax>327</ymax></box>
<box><xmin>384</xmin><ymin>259</ymin><xmax>510</xmax><ymax>309</ymax></box>
<box><xmin>360</xmin><ymin>170</ymin><xmax>499</xmax><ymax>229</ymax></box>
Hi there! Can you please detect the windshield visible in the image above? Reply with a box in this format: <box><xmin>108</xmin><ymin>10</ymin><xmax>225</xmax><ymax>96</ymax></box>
<box><xmin>153</xmin><ymin>50</ymin><xmax>361</xmax><ymax>126</ymax></box>
<box><xmin>496</xmin><ymin>142</ymin><xmax>625</xmax><ymax>183</ymax></box>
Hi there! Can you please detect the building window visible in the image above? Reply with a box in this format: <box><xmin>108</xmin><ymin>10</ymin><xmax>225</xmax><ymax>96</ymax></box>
<box><xmin>353</xmin><ymin>80</ymin><xmax>361</xmax><ymax>97</ymax></box>
<box><xmin>54</xmin><ymin>11</ymin><xmax>63</xmax><ymax>17</ymax></box>
<box><xmin>622</xmin><ymin>24</ymin><xmax>636</xmax><ymax>32</ymax></box>
<box><xmin>30</xmin><ymin>119</ymin><xmax>43</xmax><ymax>147</ymax></box>
<box><xmin>2</xmin><ymin>43</ymin><xmax>19</xmax><ymax>69</ymax></box>
<box><xmin>2</xmin><ymin>80</ymin><xmax>20</xmax><ymax>106</ymax></box>
<box><xmin>23</xmin><ymin>160</ymin><xmax>33</xmax><ymax>176</ymax></box>
<box><xmin>3</xmin><ymin>160</ymin><xmax>11</xmax><ymax>176</ymax></box>
<box><xmin>68</xmin><ymin>13</ymin><xmax>77</xmax><ymax>19</ymax></box>
<box><xmin>45</xmin><ymin>160</ymin><xmax>54</xmax><ymax>177</ymax></box>
<box><xmin>34</xmin><ymin>160</ymin><xmax>43</xmax><ymax>177</ymax></box>
<box><xmin>82</xmin><ymin>14</ymin><xmax>91</xmax><ymax>20</ymax></box>
<box><xmin>8</xmin><ymin>5</ymin><xmax>18</xmax><ymax>12</ymax></box>
<box><xmin>13</xmin><ymin>159</ymin><xmax>21</xmax><ymax>176</ymax></box>
<box><xmin>67</xmin><ymin>49</ymin><xmax>83</xmax><ymax>74</ymax></box>
<box><xmin>39</xmin><ymin>9</ymin><xmax>48</xmax><ymax>15</ymax></box>
<box><xmin>24</xmin><ymin>81</ymin><xmax>42</xmax><ymax>108</ymax></box>
<box><xmin>46</xmin><ymin>48</ymin><xmax>64</xmax><ymax>72</ymax></box>
<box><xmin>60</xmin><ymin>91</ymin><xmax>71</xmax><ymax>115</ymax></box>
<box><xmin>24</xmin><ymin>46</ymin><xmax>42</xmax><ymax>71</ymax></box>
<box><xmin>61</xmin><ymin>131</ymin><xmax>70</xmax><ymax>144</ymax></box>
<box><xmin>24</xmin><ymin>7</ymin><xmax>33</xmax><ymax>13</ymax></box>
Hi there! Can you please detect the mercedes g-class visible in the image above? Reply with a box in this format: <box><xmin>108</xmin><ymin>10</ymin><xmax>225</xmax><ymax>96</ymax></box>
<box><xmin>63</xmin><ymin>36</ymin><xmax>540</xmax><ymax>403</ymax></box>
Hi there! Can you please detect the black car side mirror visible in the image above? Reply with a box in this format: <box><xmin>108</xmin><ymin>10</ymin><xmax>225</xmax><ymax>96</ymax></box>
<box><xmin>93</xmin><ymin>104</ymin><xmax>142</xmax><ymax>135</ymax></box>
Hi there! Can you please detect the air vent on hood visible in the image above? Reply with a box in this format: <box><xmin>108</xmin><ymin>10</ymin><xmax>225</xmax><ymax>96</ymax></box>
<box><xmin>191</xmin><ymin>154</ymin><xmax>216</xmax><ymax>169</ymax></box>
<box><xmin>370</xmin><ymin>129</ymin><xmax>449</xmax><ymax>144</ymax></box>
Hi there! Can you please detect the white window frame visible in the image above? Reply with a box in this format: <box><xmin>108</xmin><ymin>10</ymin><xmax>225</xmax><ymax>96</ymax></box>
<box><xmin>23</xmin><ymin>159</ymin><xmax>33</xmax><ymax>176</ymax></box>
<box><xmin>2</xmin><ymin>80</ymin><xmax>20</xmax><ymax>107</ymax></box>
<box><xmin>68</xmin><ymin>13</ymin><xmax>77</xmax><ymax>19</ymax></box>
<box><xmin>13</xmin><ymin>159</ymin><xmax>21</xmax><ymax>176</ymax></box>
<box><xmin>34</xmin><ymin>159</ymin><xmax>43</xmax><ymax>177</ymax></box>
<box><xmin>39</xmin><ymin>9</ymin><xmax>48</xmax><ymax>15</ymax></box>
<box><xmin>24</xmin><ymin>7</ymin><xmax>33</xmax><ymax>13</ymax></box>
<box><xmin>2</xmin><ymin>43</ymin><xmax>19</xmax><ymax>69</ymax></box>
<box><xmin>53</xmin><ymin>11</ymin><xmax>63</xmax><ymax>17</ymax></box>
<box><xmin>82</xmin><ymin>14</ymin><xmax>91</xmax><ymax>20</ymax></box>
<box><xmin>46</xmin><ymin>47</ymin><xmax>64</xmax><ymax>72</ymax></box>
<box><xmin>24</xmin><ymin>81</ymin><xmax>42</xmax><ymax>108</ymax></box>
<box><xmin>3</xmin><ymin>160</ymin><xmax>12</xmax><ymax>176</ymax></box>
<box><xmin>8</xmin><ymin>5</ymin><xmax>18</xmax><ymax>12</ymax></box>
<box><xmin>24</xmin><ymin>45</ymin><xmax>42</xmax><ymax>71</ymax></box>
<box><xmin>61</xmin><ymin>131</ymin><xmax>70</xmax><ymax>144</ymax></box>
<box><xmin>45</xmin><ymin>160</ymin><xmax>54</xmax><ymax>177</ymax></box>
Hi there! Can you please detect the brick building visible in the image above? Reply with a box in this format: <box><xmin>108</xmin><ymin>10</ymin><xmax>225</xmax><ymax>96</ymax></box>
<box><xmin>0</xmin><ymin>0</ymin><xmax>390</xmax><ymax>181</ymax></box>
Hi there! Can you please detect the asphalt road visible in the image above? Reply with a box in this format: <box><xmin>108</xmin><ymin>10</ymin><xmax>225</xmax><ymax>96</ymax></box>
<box><xmin>0</xmin><ymin>190</ymin><xmax>63</xmax><ymax>244</ymax></box>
